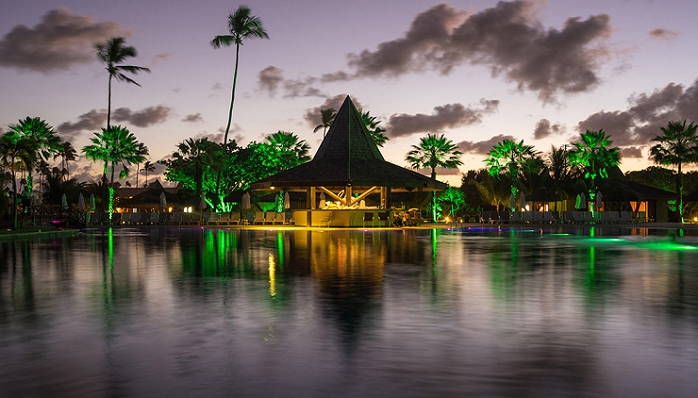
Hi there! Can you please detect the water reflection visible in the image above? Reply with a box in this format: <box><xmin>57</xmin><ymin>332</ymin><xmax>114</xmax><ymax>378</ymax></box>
<box><xmin>1</xmin><ymin>227</ymin><xmax>698</xmax><ymax>397</ymax></box>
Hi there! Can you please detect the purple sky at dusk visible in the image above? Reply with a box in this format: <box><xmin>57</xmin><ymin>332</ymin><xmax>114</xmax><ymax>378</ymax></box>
<box><xmin>1</xmin><ymin>0</ymin><xmax>697</xmax><ymax>187</ymax></box>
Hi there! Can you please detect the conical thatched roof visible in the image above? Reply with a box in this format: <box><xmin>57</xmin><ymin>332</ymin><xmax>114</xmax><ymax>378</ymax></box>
<box><xmin>251</xmin><ymin>96</ymin><xmax>447</xmax><ymax>191</ymax></box>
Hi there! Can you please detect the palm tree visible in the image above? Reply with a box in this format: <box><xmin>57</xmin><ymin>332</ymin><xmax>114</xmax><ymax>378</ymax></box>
<box><xmin>0</xmin><ymin>132</ymin><xmax>39</xmax><ymax>229</ymax></box>
<box><xmin>141</xmin><ymin>160</ymin><xmax>156</xmax><ymax>187</ymax></box>
<box><xmin>649</xmin><ymin>120</ymin><xmax>698</xmax><ymax>223</ymax></box>
<box><xmin>54</xmin><ymin>139</ymin><xmax>78</xmax><ymax>180</ymax></box>
<box><xmin>133</xmin><ymin>142</ymin><xmax>149</xmax><ymax>188</ymax></box>
<box><xmin>94</xmin><ymin>37</ymin><xmax>151</xmax><ymax>128</ymax></box>
<box><xmin>8</xmin><ymin>117</ymin><xmax>61</xmax><ymax>196</ymax></box>
<box><xmin>211</xmin><ymin>5</ymin><xmax>269</xmax><ymax>147</ymax></box>
<box><xmin>162</xmin><ymin>137</ymin><xmax>222</xmax><ymax>202</ymax></box>
<box><xmin>360</xmin><ymin>110</ymin><xmax>389</xmax><ymax>147</ymax></box>
<box><xmin>313</xmin><ymin>108</ymin><xmax>336</xmax><ymax>138</ymax></box>
<box><xmin>568</xmin><ymin>129</ymin><xmax>621</xmax><ymax>211</ymax></box>
<box><xmin>82</xmin><ymin>125</ymin><xmax>148</xmax><ymax>224</ymax></box>
<box><xmin>406</xmin><ymin>133</ymin><xmax>463</xmax><ymax>221</ymax></box>
<box><xmin>484</xmin><ymin>139</ymin><xmax>537</xmax><ymax>210</ymax></box>
<box><xmin>265</xmin><ymin>131</ymin><xmax>311</xmax><ymax>172</ymax></box>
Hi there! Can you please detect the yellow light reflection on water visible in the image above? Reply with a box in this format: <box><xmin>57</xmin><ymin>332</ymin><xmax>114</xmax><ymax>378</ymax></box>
<box><xmin>268</xmin><ymin>253</ymin><xmax>277</xmax><ymax>297</ymax></box>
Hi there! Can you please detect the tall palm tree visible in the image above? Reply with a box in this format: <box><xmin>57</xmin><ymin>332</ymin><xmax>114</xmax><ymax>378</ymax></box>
<box><xmin>568</xmin><ymin>129</ymin><xmax>621</xmax><ymax>210</ymax></box>
<box><xmin>360</xmin><ymin>110</ymin><xmax>389</xmax><ymax>147</ymax></box>
<box><xmin>313</xmin><ymin>108</ymin><xmax>336</xmax><ymax>138</ymax></box>
<box><xmin>649</xmin><ymin>120</ymin><xmax>698</xmax><ymax>223</ymax></box>
<box><xmin>406</xmin><ymin>133</ymin><xmax>463</xmax><ymax>221</ymax></box>
<box><xmin>141</xmin><ymin>160</ymin><xmax>156</xmax><ymax>187</ymax></box>
<box><xmin>8</xmin><ymin>117</ymin><xmax>61</xmax><ymax>196</ymax></box>
<box><xmin>484</xmin><ymin>139</ymin><xmax>537</xmax><ymax>210</ymax></box>
<box><xmin>133</xmin><ymin>142</ymin><xmax>149</xmax><ymax>188</ymax></box>
<box><xmin>211</xmin><ymin>5</ymin><xmax>269</xmax><ymax>147</ymax></box>
<box><xmin>94</xmin><ymin>37</ymin><xmax>151</xmax><ymax>128</ymax></box>
<box><xmin>82</xmin><ymin>125</ymin><xmax>148</xmax><ymax>224</ymax></box>
<box><xmin>265</xmin><ymin>131</ymin><xmax>311</xmax><ymax>172</ymax></box>
<box><xmin>54</xmin><ymin>139</ymin><xmax>78</xmax><ymax>180</ymax></box>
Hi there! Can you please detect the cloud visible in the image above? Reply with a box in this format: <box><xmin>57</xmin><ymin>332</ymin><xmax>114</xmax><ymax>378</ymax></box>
<box><xmin>649</xmin><ymin>28</ymin><xmax>678</xmax><ymax>40</ymax></box>
<box><xmin>387</xmin><ymin>99</ymin><xmax>499</xmax><ymax>138</ymax></box>
<box><xmin>112</xmin><ymin>105</ymin><xmax>171</xmax><ymax>127</ymax></box>
<box><xmin>457</xmin><ymin>134</ymin><xmax>517</xmax><ymax>155</ymax></box>
<box><xmin>303</xmin><ymin>94</ymin><xmax>364</xmax><ymax>128</ymax></box>
<box><xmin>0</xmin><ymin>8</ymin><xmax>127</xmax><ymax>73</ymax></box>
<box><xmin>342</xmin><ymin>1</ymin><xmax>612</xmax><ymax>102</ymax></box>
<box><xmin>150</xmin><ymin>52</ymin><xmax>171</xmax><ymax>66</ymax></box>
<box><xmin>57</xmin><ymin>109</ymin><xmax>107</xmax><ymax>138</ymax></box>
<box><xmin>258</xmin><ymin>65</ymin><xmax>284</xmax><ymax>95</ymax></box>
<box><xmin>577</xmin><ymin>78</ymin><xmax>698</xmax><ymax>146</ymax></box>
<box><xmin>182</xmin><ymin>113</ymin><xmax>203</xmax><ymax>123</ymax></box>
<box><xmin>621</xmin><ymin>147</ymin><xmax>643</xmax><ymax>158</ymax></box>
<box><xmin>532</xmin><ymin>118</ymin><xmax>566</xmax><ymax>139</ymax></box>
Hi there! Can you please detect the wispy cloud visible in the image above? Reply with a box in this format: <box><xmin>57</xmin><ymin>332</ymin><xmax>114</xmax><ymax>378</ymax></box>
<box><xmin>112</xmin><ymin>106</ymin><xmax>172</xmax><ymax>127</ymax></box>
<box><xmin>458</xmin><ymin>134</ymin><xmax>518</xmax><ymax>155</ymax></box>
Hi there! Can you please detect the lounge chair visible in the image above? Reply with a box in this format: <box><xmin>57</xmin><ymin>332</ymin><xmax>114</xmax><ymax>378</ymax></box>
<box><xmin>319</xmin><ymin>212</ymin><xmax>331</xmax><ymax>228</ymax></box>
<box><xmin>168</xmin><ymin>212</ymin><xmax>182</xmax><ymax>225</ymax></box>
<box><xmin>120</xmin><ymin>212</ymin><xmax>132</xmax><ymax>225</ymax></box>
<box><xmin>264</xmin><ymin>212</ymin><xmax>276</xmax><ymax>224</ymax></box>
<box><xmin>619</xmin><ymin>211</ymin><xmax>632</xmax><ymax>223</ymax></box>
<box><xmin>284</xmin><ymin>212</ymin><xmax>294</xmax><ymax>225</ymax></box>
<box><xmin>229</xmin><ymin>213</ymin><xmax>241</xmax><ymax>225</ymax></box>
<box><xmin>254</xmin><ymin>212</ymin><xmax>265</xmax><ymax>225</ymax></box>
<box><xmin>148</xmin><ymin>212</ymin><xmax>159</xmax><ymax>225</ymax></box>
<box><xmin>543</xmin><ymin>212</ymin><xmax>554</xmax><ymax>223</ymax></box>
<box><xmin>274</xmin><ymin>212</ymin><xmax>285</xmax><ymax>224</ymax></box>
<box><xmin>609</xmin><ymin>211</ymin><xmax>621</xmax><ymax>223</ymax></box>
<box><xmin>509</xmin><ymin>212</ymin><xmax>520</xmax><ymax>224</ymax></box>
<box><xmin>207</xmin><ymin>212</ymin><xmax>220</xmax><ymax>225</ymax></box>
<box><xmin>583</xmin><ymin>212</ymin><xmax>594</xmax><ymax>223</ymax></box>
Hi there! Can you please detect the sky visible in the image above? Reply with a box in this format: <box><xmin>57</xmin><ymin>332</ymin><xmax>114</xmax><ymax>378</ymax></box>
<box><xmin>1</xmin><ymin>0</ymin><xmax>697</xmax><ymax>187</ymax></box>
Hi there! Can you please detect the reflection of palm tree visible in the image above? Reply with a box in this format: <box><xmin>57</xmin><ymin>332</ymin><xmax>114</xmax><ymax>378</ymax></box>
<box><xmin>406</xmin><ymin>134</ymin><xmax>463</xmax><ymax>222</ymax></box>
<box><xmin>211</xmin><ymin>6</ymin><xmax>269</xmax><ymax>147</ymax></box>
<box><xmin>94</xmin><ymin>37</ymin><xmax>150</xmax><ymax>129</ymax></box>
<box><xmin>313</xmin><ymin>108</ymin><xmax>336</xmax><ymax>138</ymax></box>
<box><xmin>485</xmin><ymin>139</ymin><xmax>536</xmax><ymax>210</ymax></box>
<box><xmin>141</xmin><ymin>160</ymin><xmax>156</xmax><ymax>187</ymax></box>
<box><xmin>82</xmin><ymin>125</ymin><xmax>148</xmax><ymax>223</ymax></box>
<box><xmin>360</xmin><ymin>110</ymin><xmax>388</xmax><ymax>147</ymax></box>
<box><xmin>568</xmin><ymin>129</ymin><xmax>621</xmax><ymax>208</ymax></box>
<box><xmin>649</xmin><ymin>120</ymin><xmax>698</xmax><ymax>223</ymax></box>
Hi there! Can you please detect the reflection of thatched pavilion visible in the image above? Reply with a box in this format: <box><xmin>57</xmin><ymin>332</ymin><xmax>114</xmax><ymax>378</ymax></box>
<box><xmin>250</xmin><ymin>96</ymin><xmax>447</xmax><ymax>226</ymax></box>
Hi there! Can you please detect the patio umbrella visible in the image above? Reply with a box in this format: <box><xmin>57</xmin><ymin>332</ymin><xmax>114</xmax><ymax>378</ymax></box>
<box><xmin>199</xmin><ymin>193</ymin><xmax>207</xmax><ymax>211</ymax></box>
<box><xmin>580</xmin><ymin>192</ymin><xmax>587</xmax><ymax>209</ymax></box>
<box><xmin>61</xmin><ymin>193</ymin><xmax>68</xmax><ymax>210</ymax></box>
<box><xmin>159</xmin><ymin>191</ymin><xmax>167</xmax><ymax>211</ymax></box>
<box><xmin>596</xmin><ymin>191</ymin><xmax>603</xmax><ymax>210</ymax></box>
<box><xmin>89</xmin><ymin>194</ymin><xmax>96</xmax><ymax>211</ymax></box>
<box><xmin>519</xmin><ymin>192</ymin><xmax>526</xmax><ymax>210</ymax></box>
<box><xmin>77</xmin><ymin>193</ymin><xmax>85</xmax><ymax>211</ymax></box>
<box><xmin>509</xmin><ymin>194</ymin><xmax>515</xmax><ymax>209</ymax></box>
<box><xmin>284</xmin><ymin>192</ymin><xmax>290</xmax><ymax>209</ymax></box>
<box><xmin>319</xmin><ymin>192</ymin><xmax>326</xmax><ymax>208</ymax></box>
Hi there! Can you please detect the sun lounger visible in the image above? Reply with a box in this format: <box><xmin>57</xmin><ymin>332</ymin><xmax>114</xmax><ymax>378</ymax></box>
<box><xmin>543</xmin><ymin>212</ymin><xmax>554</xmax><ymax>223</ymax></box>
<box><xmin>168</xmin><ymin>212</ymin><xmax>182</xmax><ymax>225</ymax></box>
<box><xmin>509</xmin><ymin>212</ymin><xmax>520</xmax><ymax>223</ymax></box>
<box><xmin>620</xmin><ymin>211</ymin><xmax>632</xmax><ymax>223</ymax></box>
<box><xmin>363</xmin><ymin>212</ymin><xmax>375</xmax><ymax>227</ymax></box>
<box><xmin>229</xmin><ymin>213</ymin><xmax>241</xmax><ymax>225</ymax></box>
<box><xmin>254</xmin><ymin>212</ymin><xmax>265</xmax><ymax>225</ymax></box>
<box><xmin>207</xmin><ymin>212</ymin><xmax>220</xmax><ymax>225</ymax></box>
<box><xmin>319</xmin><ymin>212</ymin><xmax>331</xmax><ymax>227</ymax></box>
<box><xmin>274</xmin><ymin>212</ymin><xmax>285</xmax><ymax>224</ymax></box>
<box><xmin>533</xmin><ymin>212</ymin><xmax>543</xmax><ymax>223</ymax></box>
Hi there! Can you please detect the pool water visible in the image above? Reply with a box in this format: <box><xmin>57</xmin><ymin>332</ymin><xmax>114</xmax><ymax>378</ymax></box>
<box><xmin>1</xmin><ymin>226</ymin><xmax>697</xmax><ymax>397</ymax></box>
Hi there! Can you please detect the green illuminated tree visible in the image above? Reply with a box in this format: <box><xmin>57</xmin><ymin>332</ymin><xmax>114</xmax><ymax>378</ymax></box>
<box><xmin>161</xmin><ymin>137</ymin><xmax>226</xmax><ymax>206</ymax></box>
<box><xmin>437</xmin><ymin>187</ymin><xmax>465</xmax><ymax>219</ymax></box>
<box><xmin>95</xmin><ymin>37</ymin><xmax>150</xmax><ymax>129</ymax></box>
<box><xmin>406</xmin><ymin>133</ymin><xmax>463</xmax><ymax>222</ymax></box>
<box><xmin>82</xmin><ymin>125</ymin><xmax>148</xmax><ymax>224</ymax></box>
<box><xmin>212</xmin><ymin>5</ymin><xmax>269</xmax><ymax>147</ymax></box>
<box><xmin>8</xmin><ymin>117</ymin><xmax>61</xmax><ymax>197</ymax></box>
<box><xmin>0</xmin><ymin>131</ymin><xmax>39</xmax><ymax>229</ymax></box>
<box><xmin>313</xmin><ymin>108</ymin><xmax>336</xmax><ymax>137</ymax></box>
<box><xmin>264</xmin><ymin>131</ymin><xmax>310</xmax><ymax>173</ymax></box>
<box><xmin>568</xmin><ymin>129</ymin><xmax>621</xmax><ymax>210</ymax></box>
<box><xmin>360</xmin><ymin>110</ymin><xmax>389</xmax><ymax>147</ymax></box>
<box><xmin>484</xmin><ymin>139</ymin><xmax>536</xmax><ymax>210</ymax></box>
<box><xmin>649</xmin><ymin>120</ymin><xmax>698</xmax><ymax>223</ymax></box>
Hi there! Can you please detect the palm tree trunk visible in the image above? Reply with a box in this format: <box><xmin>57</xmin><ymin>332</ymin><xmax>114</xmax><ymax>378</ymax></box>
<box><xmin>223</xmin><ymin>43</ymin><xmax>241</xmax><ymax>147</ymax></box>
<box><xmin>678</xmin><ymin>162</ymin><xmax>683</xmax><ymax>223</ymax></box>
<box><xmin>11</xmin><ymin>170</ymin><xmax>18</xmax><ymax>230</ymax></box>
<box><xmin>107</xmin><ymin>74</ymin><xmax>112</xmax><ymax>129</ymax></box>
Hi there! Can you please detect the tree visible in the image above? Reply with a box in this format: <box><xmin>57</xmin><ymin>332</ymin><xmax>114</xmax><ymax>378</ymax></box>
<box><xmin>360</xmin><ymin>110</ymin><xmax>389</xmax><ymax>147</ymax></box>
<box><xmin>313</xmin><ymin>108</ymin><xmax>336</xmax><ymax>138</ymax></box>
<box><xmin>263</xmin><ymin>131</ymin><xmax>311</xmax><ymax>173</ymax></box>
<box><xmin>54</xmin><ymin>139</ymin><xmax>78</xmax><ymax>180</ymax></box>
<box><xmin>94</xmin><ymin>37</ymin><xmax>150</xmax><ymax>128</ymax></box>
<box><xmin>161</xmin><ymin>137</ymin><xmax>223</xmax><ymax>205</ymax></box>
<box><xmin>8</xmin><ymin>117</ymin><xmax>61</xmax><ymax>196</ymax></box>
<box><xmin>406</xmin><ymin>133</ymin><xmax>463</xmax><ymax>222</ymax></box>
<box><xmin>484</xmin><ymin>139</ymin><xmax>537</xmax><ymax>210</ymax></box>
<box><xmin>568</xmin><ymin>129</ymin><xmax>621</xmax><ymax>211</ymax></box>
<box><xmin>0</xmin><ymin>132</ymin><xmax>39</xmax><ymax>229</ymax></box>
<box><xmin>211</xmin><ymin>5</ymin><xmax>269</xmax><ymax>147</ymax></box>
<box><xmin>437</xmin><ymin>187</ymin><xmax>465</xmax><ymax>220</ymax></box>
<box><xmin>649</xmin><ymin>120</ymin><xmax>698</xmax><ymax>223</ymax></box>
<box><xmin>82</xmin><ymin>125</ymin><xmax>148</xmax><ymax>224</ymax></box>
<box><xmin>133</xmin><ymin>142</ymin><xmax>149</xmax><ymax>188</ymax></box>
<box><xmin>141</xmin><ymin>160</ymin><xmax>156</xmax><ymax>187</ymax></box>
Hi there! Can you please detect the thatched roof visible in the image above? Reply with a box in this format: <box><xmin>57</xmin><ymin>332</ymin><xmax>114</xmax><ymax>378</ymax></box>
<box><xmin>251</xmin><ymin>96</ymin><xmax>447</xmax><ymax>192</ymax></box>
<box><xmin>600</xmin><ymin>178</ymin><xmax>675</xmax><ymax>201</ymax></box>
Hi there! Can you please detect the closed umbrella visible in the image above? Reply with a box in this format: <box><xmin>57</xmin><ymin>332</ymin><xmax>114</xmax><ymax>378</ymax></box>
<box><xmin>509</xmin><ymin>194</ymin><xmax>515</xmax><ymax>209</ymax></box>
<box><xmin>89</xmin><ymin>194</ymin><xmax>96</xmax><ymax>211</ymax></box>
<box><xmin>519</xmin><ymin>192</ymin><xmax>526</xmax><ymax>210</ymax></box>
<box><xmin>284</xmin><ymin>191</ymin><xmax>290</xmax><ymax>209</ymax></box>
<box><xmin>199</xmin><ymin>193</ymin><xmax>207</xmax><ymax>211</ymax></box>
<box><xmin>61</xmin><ymin>193</ymin><xmax>68</xmax><ymax>210</ymax></box>
<box><xmin>596</xmin><ymin>191</ymin><xmax>603</xmax><ymax>210</ymax></box>
<box><xmin>580</xmin><ymin>192</ymin><xmax>587</xmax><ymax>210</ymax></box>
<box><xmin>319</xmin><ymin>192</ymin><xmax>326</xmax><ymax>208</ymax></box>
<box><xmin>78</xmin><ymin>193</ymin><xmax>85</xmax><ymax>211</ymax></box>
<box><xmin>242</xmin><ymin>192</ymin><xmax>251</xmax><ymax>209</ymax></box>
<box><xmin>159</xmin><ymin>191</ymin><xmax>167</xmax><ymax>211</ymax></box>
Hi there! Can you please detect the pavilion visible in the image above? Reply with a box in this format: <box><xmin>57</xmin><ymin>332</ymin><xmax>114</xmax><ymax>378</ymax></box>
<box><xmin>250</xmin><ymin>96</ymin><xmax>447</xmax><ymax>226</ymax></box>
